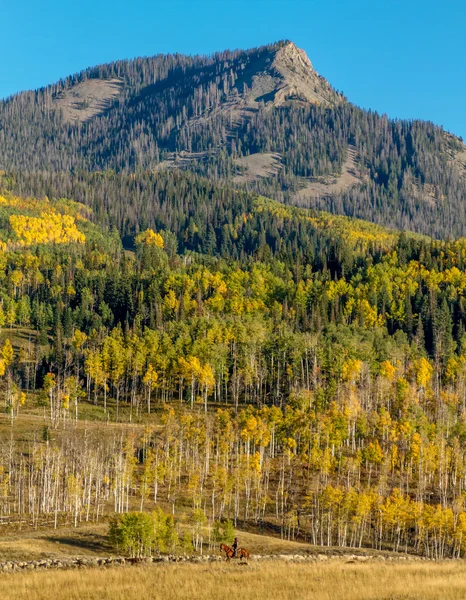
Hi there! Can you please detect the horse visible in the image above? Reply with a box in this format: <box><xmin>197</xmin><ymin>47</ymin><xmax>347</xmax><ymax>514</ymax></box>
<box><xmin>220</xmin><ymin>542</ymin><xmax>250</xmax><ymax>563</ymax></box>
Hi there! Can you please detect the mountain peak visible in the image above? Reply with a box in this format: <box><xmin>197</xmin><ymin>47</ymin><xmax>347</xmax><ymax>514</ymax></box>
<box><xmin>1</xmin><ymin>41</ymin><xmax>466</xmax><ymax>239</ymax></box>
<box><xmin>260</xmin><ymin>40</ymin><xmax>343</xmax><ymax>107</ymax></box>
<box><xmin>274</xmin><ymin>40</ymin><xmax>314</xmax><ymax>70</ymax></box>
<box><xmin>235</xmin><ymin>40</ymin><xmax>343</xmax><ymax>109</ymax></box>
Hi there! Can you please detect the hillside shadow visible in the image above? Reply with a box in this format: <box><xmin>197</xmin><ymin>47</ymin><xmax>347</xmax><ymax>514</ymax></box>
<box><xmin>46</xmin><ymin>533</ymin><xmax>112</xmax><ymax>554</ymax></box>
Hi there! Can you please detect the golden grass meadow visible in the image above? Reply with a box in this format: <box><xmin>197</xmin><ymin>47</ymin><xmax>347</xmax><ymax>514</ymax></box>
<box><xmin>2</xmin><ymin>560</ymin><xmax>466</xmax><ymax>600</ymax></box>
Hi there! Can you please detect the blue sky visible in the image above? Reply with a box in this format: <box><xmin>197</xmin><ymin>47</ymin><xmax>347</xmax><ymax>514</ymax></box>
<box><xmin>1</xmin><ymin>0</ymin><xmax>465</xmax><ymax>139</ymax></box>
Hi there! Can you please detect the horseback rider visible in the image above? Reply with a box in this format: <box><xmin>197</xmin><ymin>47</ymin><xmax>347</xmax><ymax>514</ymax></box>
<box><xmin>232</xmin><ymin>537</ymin><xmax>239</xmax><ymax>557</ymax></box>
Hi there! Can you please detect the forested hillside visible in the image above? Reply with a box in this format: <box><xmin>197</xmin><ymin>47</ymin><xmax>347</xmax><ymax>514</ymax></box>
<box><xmin>0</xmin><ymin>41</ymin><xmax>465</xmax><ymax>238</ymax></box>
<box><xmin>2</xmin><ymin>189</ymin><xmax>466</xmax><ymax>557</ymax></box>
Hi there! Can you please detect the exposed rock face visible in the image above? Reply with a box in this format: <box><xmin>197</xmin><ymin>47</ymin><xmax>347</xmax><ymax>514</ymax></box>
<box><xmin>235</xmin><ymin>41</ymin><xmax>343</xmax><ymax>110</ymax></box>
<box><xmin>268</xmin><ymin>42</ymin><xmax>343</xmax><ymax>107</ymax></box>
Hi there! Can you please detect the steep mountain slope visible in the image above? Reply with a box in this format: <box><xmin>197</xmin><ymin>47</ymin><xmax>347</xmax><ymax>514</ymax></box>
<box><xmin>0</xmin><ymin>41</ymin><xmax>339</xmax><ymax>170</ymax></box>
<box><xmin>0</xmin><ymin>41</ymin><xmax>465</xmax><ymax>238</ymax></box>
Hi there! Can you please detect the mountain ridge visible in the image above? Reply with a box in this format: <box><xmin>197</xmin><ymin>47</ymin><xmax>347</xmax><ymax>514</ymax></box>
<box><xmin>48</xmin><ymin>41</ymin><xmax>343</xmax><ymax>126</ymax></box>
<box><xmin>0</xmin><ymin>40</ymin><xmax>465</xmax><ymax>239</ymax></box>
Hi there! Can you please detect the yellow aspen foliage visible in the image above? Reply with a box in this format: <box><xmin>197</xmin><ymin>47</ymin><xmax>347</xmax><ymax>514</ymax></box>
<box><xmin>5</xmin><ymin>303</ymin><xmax>16</xmax><ymax>327</ymax></box>
<box><xmin>143</xmin><ymin>364</ymin><xmax>158</xmax><ymax>389</ymax></box>
<box><xmin>454</xmin><ymin>513</ymin><xmax>466</xmax><ymax>551</ymax></box>
<box><xmin>1</xmin><ymin>339</ymin><xmax>14</xmax><ymax>367</ymax></box>
<box><xmin>135</xmin><ymin>229</ymin><xmax>164</xmax><ymax>248</ymax></box>
<box><xmin>284</xmin><ymin>437</ymin><xmax>297</xmax><ymax>453</ymax></box>
<box><xmin>43</xmin><ymin>372</ymin><xmax>56</xmax><ymax>391</ymax></box>
<box><xmin>445</xmin><ymin>356</ymin><xmax>466</xmax><ymax>381</ymax></box>
<box><xmin>163</xmin><ymin>289</ymin><xmax>179</xmax><ymax>314</ymax></box>
<box><xmin>72</xmin><ymin>329</ymin><xmax>88</xmax><ymax>351</ymax></box>
<box><xmin>10</xmin><ymin>212</ymin><xmax>85</xmax><ymax>246</ymax></box>
<box><xmin>205</xmin><ymin>292</ymin><xmax>225</xmax><ymax>313</ymax></box>
<box><xmin>440</xmin><ymin>390</ymin><xmax>460</xmax><ymax>410</ymax></box>
<box><xmin>241</xmin><ymin>415</ymin><xmax>258</xmax><ymax>441</ymax></box>
<box><xmin>182</xmin><ymin>290</ymin><xmax>197</xmax><ymax>314</ymax></box>
<box><xmin>326</xmin><ymin>279</ymin><xmax>350</xmax><ymax>301</ymax></box>
<box><xmin>380</xmin><ymin>360</ymin><xmax>397</xmax><ymax>381</ymax></box>
<box><xmin>341</xmin><ymin>358</ymin><xmax>363</xmax><ymax>383</ymax></box>
<box><xmin>321</xmin><ymin>484</ymin><xmax>344</xmax><ymax>510</ymax></box>
<box><xmin>414</xmin><ymin>357</ymin><xmax>433</xmax><ymax>389</ymax></box>
<box><xmin>345</xmin><ymin>389</ymin><xmax>361</xmax><ymax>420</ymax></box>
<box><xmin>250</xmin><ymin>451</ymin><xmax>262</xmax><ymax>474</ymax></box>
<box><xmin>409</xmin><ymin>432</ymin><xmax>422</xmax><ymax>464</ymax></box>
<box><xmin>255</xmin><ymin>197</ymin><xmax>396</xmax><ymax>252</ymax></box>
<box><xmin>376</xmin><ymin>408</ymin><xmax>392</xmax><ymax>436</ymax></box>
<box><xmin>199</xmin><ymin>363</ymin><xmax>215</xmax><ymax>392</ymax></box>
<box><xmin>9</xmin><ymin>270</ymin><xmax>23</xmax><ymax>292</ymax></box>
<box><xmin>211</xmin><ymin>273</ymin><xmax>227</xmax><ymax>295</ymax></box>
<box><xmin>62</xmin><ymin>394</ymin><xmax>70</xmax><ymax>410</ymax></box>
<box><xmin>355</xmin><ymin>490</ymin><xmax>376</xmax><ymax>523</ymax></box>
<box><xmin>390</xmin><ymin>444</ymin><xmax>399</xmax><ymax>470</ymax></box>
<box><xmin>363</xmin><ymin>440</ymin><xmax>384</xmax><ymax>465</ymax></box>
<box><xmin>358</xmin><ymin>299</ymin><xmax>383</xmax><ymax>327</ymax></box>
<box><xmin>343</xmin><ymin>296</ymin><xmax>356</xmax><ymax>320</ymax></box>
<box><xmin>178</xmin><ymin>356</ymin><xmax>200</xmax><ymax>379</ymax></box>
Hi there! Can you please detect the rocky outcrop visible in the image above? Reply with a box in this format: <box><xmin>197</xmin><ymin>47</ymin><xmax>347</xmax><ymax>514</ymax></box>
<box><xmin>236</xmin><ymin>41</ymin><xmax>344</xmax><ymax>110</ymax></box>
<box><xmin>268</xmin><ymin>42</ymin><xmax>343</xmax><ymax>107</ymax></box>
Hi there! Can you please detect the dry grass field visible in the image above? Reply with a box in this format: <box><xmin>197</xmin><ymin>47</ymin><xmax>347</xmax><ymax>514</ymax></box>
<box><xmin>0</xmin><ymin>523</ymin><xmax>112</xmax><ymax>562</ymax></box>
<box><xmin>1</xmin><ymin>560</ymin><xmax>466</xmax><ymax>600</ymax></box>
<box><xmin>4</xmin><ymin>520</ymin><xmax>463</xmax><ymax>599</ymax></box>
